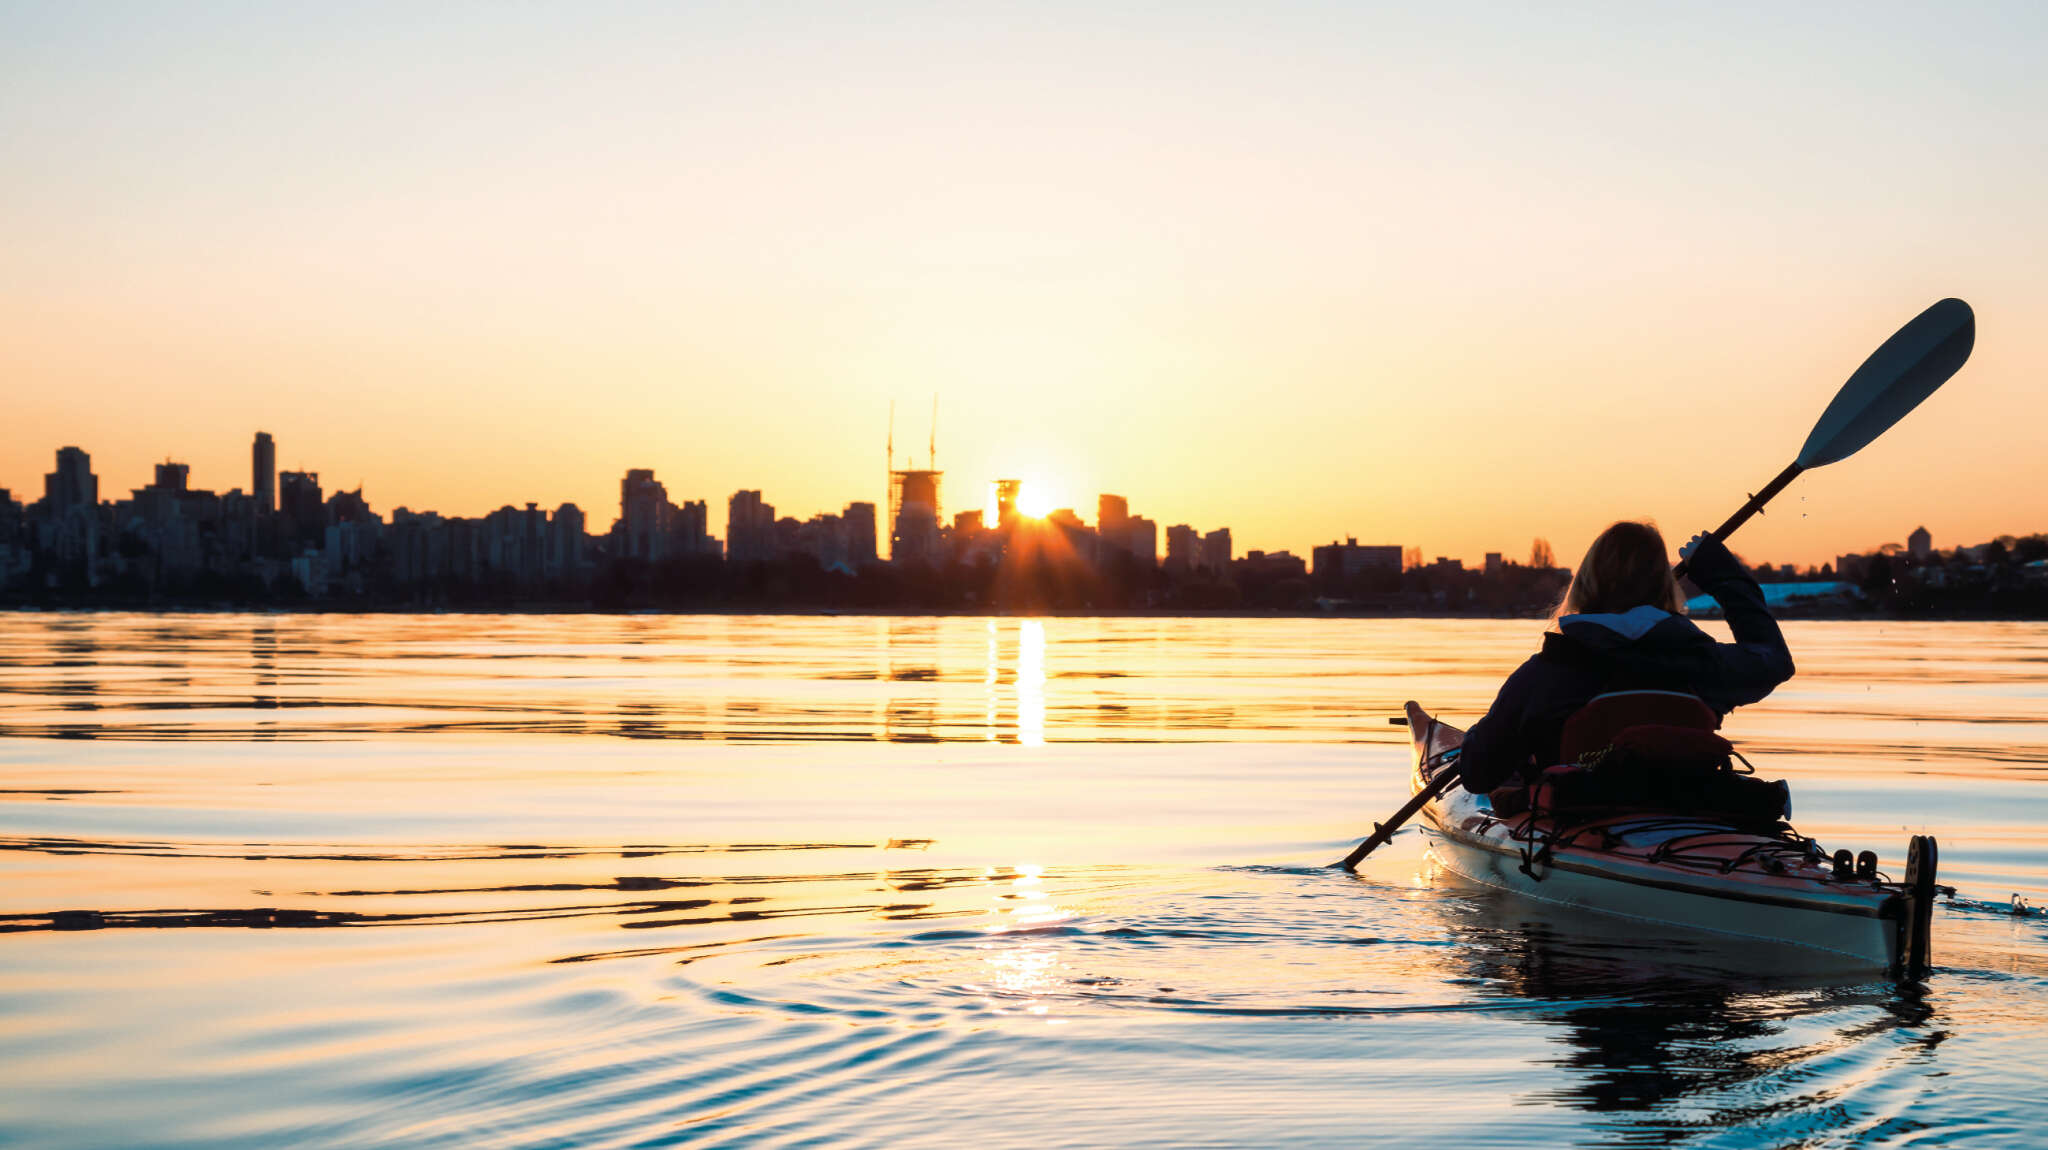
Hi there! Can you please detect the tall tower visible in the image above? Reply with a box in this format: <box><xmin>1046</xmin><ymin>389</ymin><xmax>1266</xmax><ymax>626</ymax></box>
<box><xmin>1097</xmin><ymin>494</ymin><xmax>1130</xmax><ymax>556</ymax></box>
<box><xmin>994</xmin><ymin>479</ymin><xmax>1022</xmax><ymax>527</ymax></box>
<box><xmin>884</xmin><ymin>398</ymin><xmax>944</xmax><ymax>563</ymax></box>
<box><xmin>44</xmin><ymin>447</ymin><xmax>97</xmax><ymax>513</ymax></box>
<box><xmin>253</xmin><ymin>432</ymin><xmax>276</xmax><ymax>514</ymax></box>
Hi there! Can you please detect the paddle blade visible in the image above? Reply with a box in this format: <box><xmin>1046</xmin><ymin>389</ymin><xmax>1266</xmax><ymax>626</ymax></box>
<box><xmin>1796</xmin><ymin>298</ymin><xmax>1974</xmax><ymax>469</ymax></box>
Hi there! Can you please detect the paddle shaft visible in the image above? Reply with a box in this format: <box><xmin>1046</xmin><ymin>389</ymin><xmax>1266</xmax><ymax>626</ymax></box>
<box><xmin>1672</xmin><ymin>461</ymin><xmax>1803</xmax><ymax>582</ymax></box>
<box><xmin>1335</xmin><ymin>759</ymin><xmax>1462</xmax><ymax>871</ymax></box>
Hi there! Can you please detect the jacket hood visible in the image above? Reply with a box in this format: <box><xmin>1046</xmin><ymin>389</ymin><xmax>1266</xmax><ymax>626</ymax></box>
<box><xmin>1551</xmin><ymin>606</ymin><xmax>1712</xmax><ymax>656</ymax></box>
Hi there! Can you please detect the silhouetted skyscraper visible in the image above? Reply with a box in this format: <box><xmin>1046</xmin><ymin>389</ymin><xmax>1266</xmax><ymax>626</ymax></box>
<box><xmin>252</xmin><ymin>432</ymin><xmax>275</xmax><ymax>514</ymax></box>
<box><xmin>995</xmin><ymin>479</ymin><xmax>1022</xmax><ymax>527</ymax></box>
<box><xmin>1165</xmin><ymin>524</ymin><xmax>1199</xmax><ymax>571</ymax></box>
<box><xmin>1125</xmin><ymin>515</ymin><xmax>1158</xmax><ymax>566</ymax></box>
<box><xmin>151</xmin><ymin>462</ymin><xmax>190</xmax><ymax>493</ymax></box>
<box><xmin>844</xmin><ymin>502</ymin><xmax>877</xmax><ymax>565</ymax></box>
<box><xmin>675</xmin><ymin>500</ymin><xmax>711</xmax><ymax>556</ymax></box>
<box><xmin>1201</xmin><ymin>528</ymin><xmax>1232</xmax><ymax>573</ymax></box>
<box><xmin>279</xmin><ymin>471</ymin><xmax>323</xmax><ymax>549</ymax></box>
<box><xmin>38</xmin><ymin>447</ymin><xmax>101</xmax><ymax>584</ymax></box>
<box><xmin>547</xmin><ymin>504</ymin><xmax>586</xmax><ymax>578</ymax></box>
<box><xmin>727</xmin><ymin>490</ymin><xmax>776</xmax><ymax>562</ymax></box>
<box><xmin>44</xmin><ymin>447</ymin><xmax>97</xmax><ymax>513</ymax></box>
<box><xmin>619</xmin><ymin>469</ymin><xmax>669</xmax><ymax>561</ymax></box>
<box><xmin>889</xmin><ymin>469</ymin><xmax>941</xmax><ymax>564</ymax></box>
<box><xmin>1097</xmin><ymin>494</ymin><xmax>1129</xmax><ymax>556</ymax></box>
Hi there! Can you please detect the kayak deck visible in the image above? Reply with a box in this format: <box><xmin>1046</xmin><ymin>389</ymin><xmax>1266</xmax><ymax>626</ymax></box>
<box><xmin>1400</xmin><ymin>701</ymin><xmax>1935</xmax><ymax>975</ymax></box>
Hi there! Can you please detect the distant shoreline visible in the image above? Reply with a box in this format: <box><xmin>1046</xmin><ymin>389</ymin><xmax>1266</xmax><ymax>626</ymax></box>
<box><xmin>3</xmin><ymin>602</ymin><xmax>2041</xmax><ymax>622</ymax></box>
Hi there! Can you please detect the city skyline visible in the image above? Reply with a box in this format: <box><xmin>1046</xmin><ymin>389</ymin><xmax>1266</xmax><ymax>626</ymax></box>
<box><xmin>4</xmin><ymin>433</ymin><xmax>1228</xmax><ymax>567</ymax></box>
<box><xmin>6</xmin><ymin>5</ymin><xmax>2046</xmax><ymax>567</ymax></box>
<box><xmin>4</xmin><ymin>432</ymin><xmax>2017</xmax><ymax>580</ymax></box>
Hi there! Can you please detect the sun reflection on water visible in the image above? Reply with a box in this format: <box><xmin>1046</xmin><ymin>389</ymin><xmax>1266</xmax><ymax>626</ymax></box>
<box><xmin>1017</xmin><ymin>621</ymin><xmax>1045</xmax><ymax>747</ymax></box>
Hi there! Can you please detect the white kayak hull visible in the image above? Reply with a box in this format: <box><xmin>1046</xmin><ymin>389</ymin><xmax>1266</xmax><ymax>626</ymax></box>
<box><xmin>1420</xmin><ymin>807</ymin><xmax>1900</xmax><ymax>969</ymax></box>
<box><xmin>1400</xmin><ymin>701</ymin><xmax>1926</xmax><ymax>974</ymax></box>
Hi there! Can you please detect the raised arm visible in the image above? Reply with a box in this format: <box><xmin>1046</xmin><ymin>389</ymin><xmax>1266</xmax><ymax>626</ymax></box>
<box><xmin>1679</xmin><ymin>532</ymin><xmax>1795</xmax><ymax>712</ymax></box>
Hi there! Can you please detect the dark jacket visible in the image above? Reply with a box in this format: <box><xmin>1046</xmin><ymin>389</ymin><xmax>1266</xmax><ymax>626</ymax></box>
<box><xmin>1458</xmin><ymin>535</ymin><xmax>1795</xmax><ymax>793</ymax></box>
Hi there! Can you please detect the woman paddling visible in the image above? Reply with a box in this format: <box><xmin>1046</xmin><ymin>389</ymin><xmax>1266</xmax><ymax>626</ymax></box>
<box><xmin>1456</xmin><ymin>521</ymin><xmax>1794</xmax><ymax>795</ymax></box>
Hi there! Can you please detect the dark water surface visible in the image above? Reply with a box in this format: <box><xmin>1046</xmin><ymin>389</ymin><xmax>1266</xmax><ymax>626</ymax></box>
<box><xmin>2</xmin><ymin>613</ymin><xmax>2045</xmax><ymax>1147</ymax></box>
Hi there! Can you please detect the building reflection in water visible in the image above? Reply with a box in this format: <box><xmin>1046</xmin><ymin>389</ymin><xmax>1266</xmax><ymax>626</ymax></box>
<box><xmin>883</xmin><ymin>617</ymin><xmax>941</xmax><ymax>742</ymax></box>
<box><xmin>983</xmin><ymin>621</ymin><xmax>1000</xmax><ymax>742</ymax></box>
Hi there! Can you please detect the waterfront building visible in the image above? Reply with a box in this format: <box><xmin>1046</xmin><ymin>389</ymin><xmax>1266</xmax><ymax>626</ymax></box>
<box><xmin>1165</xmin><ymin>524</ymin><xmax>1199</xmax><ymax>571</ymax></box>
<box><xmin>252</xmin><ymin>432</ymin><xmax>275</xmax><ymax>514</ymax></box>
<box><xmin>1097</xmin><ymin>495</ymin><xmax>1129</xmax><ymax>556</ymax></box>
<box><xmin>795</xmin><ymin>512</ymin><xmax>851</xmax><ymax>571</ymax></box>
<box><xmin>1236</xmin><ymin>549</ymin><xmax>1308</xmax><ymax>579</ymax></box>
<box><xmin>1201</xmin><ymin>528</ymin><xmax>1232</xmax><ymax>573</ymax></box>
<box><xmin>1125</xmin><ymin>516</ymin><xmax>1158</xmax><ymax>566</ymax></box>
<box><xmin>843</xmin><ymin>502</ymin><xmax>878</xmax><ymax>566</ymax></box>
<box><xmin>727</xmin><ymin>490</ymin><xmax>777</xmax><ymax>563</ymax></box>
<box><xmin>674</xmin><ymin>500</ymin><xmax>712</xmax><ymax>557</ymax></box>
<box><xmin>1909</xmin><ymin>526</ymin><xmax>1933</xmax><ymax>563</ymax></box>
<box><xmin>1312</xmin><ymin>538</ymin><xmax>1404</xmax><ymax>581</ymax></box>
<box><xmin>44</xmin><ymin>447</ymin><xmax>97</xmax><ymax>513</ymax></box>
<box><xmin>619</xmin><ymin>469</ymin><xmax>669</xmax><ymax>562</ymax></box>
<box><xmin>994</xmin><ymin>479</ymin><xmax>1022</xmax><ymax>528</ymax></box>
<box><xmin>279</xmin><ymin>471</ymin><xmax>324</xmax><ymax>548</ymax></box>
<box><xmin>889</xmin><ymin>469</ymin><xmax>942</xmax><ymax>564</ymax></box>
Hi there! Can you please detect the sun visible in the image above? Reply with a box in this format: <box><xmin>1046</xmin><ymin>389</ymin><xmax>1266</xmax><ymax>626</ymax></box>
<box><xmin>987</xmin><ymin>478</ymin><xmax>1060</xmax><ymax>525</ymax></box>
<box><xmin>1015</xmin><ymin>482</ymin><xmax>1054</xmax><ymax>519</ymax></box>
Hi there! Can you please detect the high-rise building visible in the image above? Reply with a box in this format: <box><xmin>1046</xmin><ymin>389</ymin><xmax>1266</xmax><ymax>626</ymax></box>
<box><xmin>1165</xmin><ymin>524</ymin><xmax>1199</xmax><ymax>571</ymax></box>
<box><xmin>994</xmin><ymin>479</ymin><xmax>1022</xmax><ymax>527</ymax></box>
<box><xmin>674</xmin><ymin>500</ymin><xmax>711</xmax><ymax>556</ymax></box>
<box><xmin>795</xmin><ymin>513</ymin><xmax>849</xmax><ymax>570</ymax></box>
<box><xmin>547</xmin><ymin>504</ymin><xmax>585</xmax><ymax>578</ymax></box>
<box><xmin>617</xmin><ymin>470</ymin><xmax>714</xmax><ymax>561</ymax></box>
<box><xmin>619</xmin><ymin>469</ymin><xmax>669</xmax><ymax>561</ymax></box>
<box><xmin>1201</xmin><ymin>528</ymin><xmax>1232</xmax><ymax>572</ymax></box>
<box><xmin>1125</xmin><ymin>516</ymin><xmax>1158</xmax><ymax>566</ymax></box>
<box><xmin>279</xmin><ymin>471</ymin><xmax>324</xmax><ymax>549</ymax></box>
<box><xmin>1097</xmin><ymin>494</ymin><xmax>1129</xmax><ymax>555</ymax></box>
<box><xmin>727</xmin><ymin>490</ymin><xmax>777</xmax><ymax>562</ymax></box>
<box><xmin>252</xmin><ymin>432</ymin><xmax>275</xmax><ymax>514</ymax></box>
<box><xmin>43</xmin><ymin>447</ymin><xmax>97</xmax><ymax>513</ymax></box>
<box><xmin>843</xmin><ymin>502</ymin><xmax>878</xmax><ymax>566</ymax></box>
<box><xmin>153</xmin><ymin>462</ymin><xmax>190</xmax><ymax>492</ymax></box>
<box><xmin>327</xmin><ymin>487</ymin><xmax>375</xmax><ymax>524</ymax></box>
<box><xmin>37</xmin><ymin>448</ymin><xmax>100</xmax><ymax>583</ymax></box>
<box><xmin>1908</xmin><ymin>526</ymin><xmax>1933</xmax><ymax>562</ymax></box>
<box><xmin>889</xmin><ymin>470</ymin><xmax>941</xmax><ymax>564</ymax></box>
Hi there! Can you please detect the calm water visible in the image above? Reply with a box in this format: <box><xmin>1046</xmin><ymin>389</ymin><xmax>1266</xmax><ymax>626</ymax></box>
<box><xmin>3</xmin><ymin>613</ymin><xmax>2046</xmax><ymax>1148</ymax></box>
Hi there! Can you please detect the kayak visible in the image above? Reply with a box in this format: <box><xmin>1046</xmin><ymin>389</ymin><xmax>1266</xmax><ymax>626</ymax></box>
<box><xmin>1401</xmin><ymin>701</ymin><xmax>1939</xmax><ymax>977</ymax></box>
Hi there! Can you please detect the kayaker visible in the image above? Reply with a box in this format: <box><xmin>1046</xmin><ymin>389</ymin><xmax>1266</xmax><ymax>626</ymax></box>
<box><xmin>1457</xmin><ymin>521</ymin><xmax>1794</xmax><ymax>794</ymax></box>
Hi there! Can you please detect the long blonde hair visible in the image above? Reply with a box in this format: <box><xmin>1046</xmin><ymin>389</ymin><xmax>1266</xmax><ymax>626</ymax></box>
<box><xmin>1554</xmin><ymin>521</ymin><xmax>1687</xmax><ymax>621</ymax></box>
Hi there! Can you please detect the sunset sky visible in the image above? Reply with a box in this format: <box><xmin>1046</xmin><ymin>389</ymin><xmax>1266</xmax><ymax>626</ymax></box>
<box><xmin>4</xmin><ymin>2</ymin><xmax>2044</xmax><ymax>567</ymax></box>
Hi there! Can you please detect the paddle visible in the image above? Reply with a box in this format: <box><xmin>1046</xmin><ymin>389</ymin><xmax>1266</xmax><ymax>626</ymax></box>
<box><xmin>1334</xmin><ymin>715</ymin><xmax>1461</xmax><ymax>872</ymax></box>
<box><xmin>1673</xmin><ymin>297</ymin><xmax>1975</xmax><ymax>579</ymax></box>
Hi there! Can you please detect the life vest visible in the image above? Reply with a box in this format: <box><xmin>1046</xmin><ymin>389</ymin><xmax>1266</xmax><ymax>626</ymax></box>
<box><xmin>1490</xmin><ymin>690</ymin><xmax>1791</xmax><ymax>826</ymax></box>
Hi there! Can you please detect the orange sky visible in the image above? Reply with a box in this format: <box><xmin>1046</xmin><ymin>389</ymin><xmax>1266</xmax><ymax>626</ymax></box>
<box><xmin>5</xmin><ymin>4</ymin><xmax>2044</xmax><ymax>568</ymax></box>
